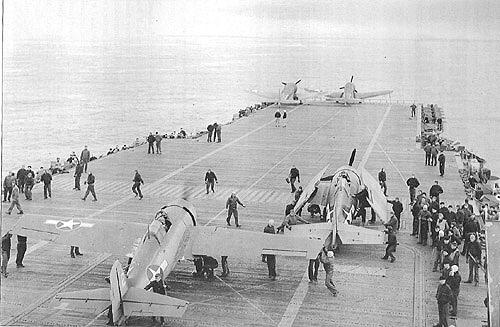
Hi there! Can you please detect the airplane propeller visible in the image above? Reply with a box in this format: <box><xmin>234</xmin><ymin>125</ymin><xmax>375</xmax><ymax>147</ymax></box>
<box><xmin>348</xmin><ymin>148</ymin><xmax>356</xmax><ymax>166</ymax></box>
<box><xmin>350</xmin><ymin>75</ymin><xmax>354</xmax><ymax>83</ymax></box>
<box><xmin>295</xmin><ymin>79</ymin><xmax>301</xmax><ymax>85</ymax></box>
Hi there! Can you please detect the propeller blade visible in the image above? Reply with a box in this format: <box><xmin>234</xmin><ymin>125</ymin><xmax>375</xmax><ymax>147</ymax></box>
<box><xmin>348</xmin><ymin>148</ymin><xmax>356</xmax><ymax>166</ymax></box>
<box><xmin>281</xmin><ymin>82</ymin><xmax>287</xmax><ymax>86</ymax></box>
<box><xmin>354</xmin><ymin>89</ymin><xmax>358</xmax><ymax>93</ymax></box>
<box><xmin>339</xmin><ymin>87</ymin><xmax>344</xmax><ymax>90</ymax></box>
<box><xmin>295</xmin><ymin>79</ymin><xmax>301</xmax><ymax>84</ymax></box>
<box><xmin>350</xmin><ymin>76</ymin><xmax>354</xmax><ymax>83</ymax></box>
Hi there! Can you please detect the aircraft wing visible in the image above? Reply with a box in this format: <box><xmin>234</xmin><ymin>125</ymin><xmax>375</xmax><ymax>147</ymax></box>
<box><xmin>325</xmin><ymin>91</ymin><xmax>343</xmax><ymax>98</ymax></box>
<box><xmin>356</xmin><ymin>90</ymin><xmax>392</xmax><ymax>99</ymax></box>
<box><xmin>52</xmin><ymin>288</ymin><xmax>110</xmax><ymax>313</ymax></box>
<box><xmin>285</xmin><ymin>222</ymin><xmax>332</xmax><ymax>242</ymax></box>
<box><xmin>11</xmin><ymin>214</ymin><xmax>146</xmax><ymax>257</ymax></box>
<box><xmin>187</xmin><ymin>226</ymin><xmax>323</xmax><ymax>259</ymax></box>
<box><xmin>293</xmin><ymin>165</ymin><xmax>330</xmax><ymax>214</ymax></box>
<box><xmin>246</xmin><ymin>89</ymin><xmax>278</xmax><ymax>101</ymax></box>
<box><xmin>123</xmin><ymin>287</ymin><xmax>188</xmax><ymax>318</ymax></box>
<box><xmin>360</xmin><ymin>168</ymin><xmax>389</xmax><ymax>223</ymax></box>
<box><xmin>337</xmin><ymin>223</ymin><xmax>386</xmax><ymax>244</ymax></box>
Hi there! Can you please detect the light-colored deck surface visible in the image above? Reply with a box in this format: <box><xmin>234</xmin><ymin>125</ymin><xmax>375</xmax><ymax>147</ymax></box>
<box><xmin>1</xmin><ymin>103</ymin><xmax>488</xmax><ymax>326</ymax></box>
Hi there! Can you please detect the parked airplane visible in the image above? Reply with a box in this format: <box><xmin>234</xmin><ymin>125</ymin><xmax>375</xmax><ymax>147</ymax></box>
<box><xmin>285</xmin><ymin>149</ymin><xmax>390</xmax><ymax>250</ymax></box>
<box><xmin>248</xmin><ymin>80</ymin><xmax>304</xmax><ymax>106</ymax></box>
<box><xmin>11</xmin><ymin>200</ymin><xmax>322</xmax><ymax>325</ymax></box>
<box><xmin>305</xmin><ymin>76</ymin><xmax>392</xmax><ymax>105</ymax></box>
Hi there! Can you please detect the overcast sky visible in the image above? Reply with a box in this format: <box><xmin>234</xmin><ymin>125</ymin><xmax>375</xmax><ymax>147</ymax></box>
<box><xmin>5</xmin><ymin>0</ymin><xmax>500</xmax><ymax>43</ymax></box>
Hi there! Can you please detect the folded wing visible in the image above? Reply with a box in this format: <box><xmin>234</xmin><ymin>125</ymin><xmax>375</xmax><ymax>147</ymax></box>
<box><xmin>293</xmin><ymin>165</ymin><xmax>330</xmax><ymax>214</ymax></box>
<box><xmin>11</xmin><ymin>214</ymin><xmax>147</xmax><ymax>257</ymax></box>
<box><xmin>356</xmin><ymin>90</ymin><xmax>392</xmax><ymax>99</ymax></box>
<box><xmin>360</xmin><ymin>168</ymin><xmax>389</xmax><ymax>223</ymax></box>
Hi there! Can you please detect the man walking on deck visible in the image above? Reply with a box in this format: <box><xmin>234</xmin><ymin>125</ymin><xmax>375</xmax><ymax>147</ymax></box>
<box><xmin>226</xmin><ymin>192</ymin><xmax>245</xmax><ymax>227</ymax></box>
<box><xmin>424</xmin><ymin>143</ymin><xmax>431</xmax><ymax>166</ymax></box>
<box><xmin>82</xmin><ymin>172</ymin><xmax>97</xmax><ymax>201</ymax></box>
<box><xmin>410</xmin><ymin>103</ymin><xmax>416</xmax><ymax>117</ymax></box>
<box><xmin>1</xmin><ymin>233</ymin><xmax>12</xmax><ymax>278</ymax></box>
<box><xmin>274</xmin><ymin>109</ymin><xmax>281</xmax><ymax>127</ymax></box>
<box><xmin>406</xmin><ymin>174</ymin><xmax>420</xmax><ymax>204</ymax></box>
<box><xmin>434</xmin><ymin>276</ymin><xmax>453</xmax><ymax>327</ymax></box>
<box><xmin>155</xmin><ymin>132</ymin><xmax>162</xmax><ymax>154</ymax></box>
<box><xmin>204</xmin><ymin>169</ymin><xmax>217</xmax><ymax>194</ymax></box>
<box><xmin>438</xmin><ymin>151</ymin><xmax>446</xmax><ymax>176</ymax></box>
<box><xmin>17</xmin><ymin>166</ymin><xmax>27</xmax><ymax>193</ymax></box>
<box><xmin>74</xmin><ymin>162</ymin><xmax>83</xmax><ymax>190</ymax></box>
<box><xmin>320</xmin><ymin>249</ymin><xmax>338</xmax><ymax>296</ymax></box>
<box><xmin>147</xmin><ymin>132</ymin><xmax>155</xmax><ymax>154</ymax></box>
<box><xmin>263</xmin><ymin>220</ymin><xmax>277</xmax><ymax>280</ymax></box>
<box><xmin>381</xmin><ymin>226</ymin><xmax>397</xmax><ymax>262</ymax></box>
<box><xmin>288</xmin><ymin>166</ymin><xmax>300</xmax><ymax>193</ymax></box>
<box><xmin>431</xmin><ymin>144</ymin><xmax>439</xmax><ymax>166</ymax></box>
<box><xmin>41</xmin><ymin>169</ymin><xmax>52</xmax><ymax>199</ymax></box>
<box><xmin>132</xmin><ymin>170</ymin><xmax>144</xmax><ymax>199</ymax></box>
<box><xmin>378</xmin><ymin>168</ymin><xmax>387</xmax><ymax>196</ymax></box>
<box><xmin>3</xmin><ymin>172</ymin><xmax>15</xmax><ymax>202</ymax></box>
<box><xmin>24</xmin><ymin>173</ymin><xmax>34</xmax><ymax>200</ymax></box>
<box><xmin>16</xmin><ymin>235</ymin><xmax>27</xmax><ymax>268</ymax></box>
<box><xmin>80</xmin><ymin>146</ymin><xmax>91</xmax><ymax>172</ymax></box>
<box><xmin>215</xmin><ymin>123</ymin><xmax>222</xmax><ymax>143</ymax></box>
<box><xmin>6</xmin><ymin>182</ymin><xmax>23</xmax><ymax>215</ymax></box>
<box><xmin>207</xmin><ymin>124</ymin><xmax>214</xmax><ymax>142</ymax></box>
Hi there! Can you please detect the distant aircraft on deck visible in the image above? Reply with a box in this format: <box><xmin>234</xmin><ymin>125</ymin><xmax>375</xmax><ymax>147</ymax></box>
<box><xmin>248</xmin><ymin>80</ymin><xmax>305</xmax><ymax>106</ymax></box>
<box><xmin>305</xmin><ymin>76</ymin><xmax>393</xmax><ymax>105</ymax></box>
<box><xmin>12</xmin><ymin>200</ymin><xmax>321</xmax><ymax>325</ymax></box>
<box><xmin>285</xmin><ymin>149</ymin><xmax>390</xmax><ymax>250</ymax></box>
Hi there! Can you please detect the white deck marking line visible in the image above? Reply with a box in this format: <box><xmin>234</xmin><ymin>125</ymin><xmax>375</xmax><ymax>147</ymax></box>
<box><xmin>365</xmin><ymin>126</ymin><xmax>407</xmax><ymax>184</ymax></box>
<box><xmin>84</xmin><ymin>105</ymin><xmax>303</xmax><ymax>220</ymax></box>
<box><xmin>215</xmin><ymin>275</ymin><xmax>276</xmax><ymax>325</ymax></box>
<box><xmin>277</xmin><ymin>270</ymin><xmax>309</xmax><ymax>327</ymax></box>
<box><xmin>279</xmin><ymin>105</ymin><xmax>391</xmax><ymax>327</ymax></box>
<box><xmin>83</xmin><ymin>310</ymin><xmax>107</xmax><ymax>327</ymax></box>
<box><xmin>358</xmin><ymin>105</ymin><xmax>392</xmax><ymax>169</ymax></box>
<box><xmin>204</xmin><ymin>109</ymin><xmax>343</xmax><ymax>226</ymax></box>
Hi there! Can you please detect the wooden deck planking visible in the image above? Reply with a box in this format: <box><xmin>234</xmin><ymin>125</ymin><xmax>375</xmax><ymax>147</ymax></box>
<box><xmin>1</xmin><ymin>103</ymin><xmax>488</xmax><ymax>326</ymax></box>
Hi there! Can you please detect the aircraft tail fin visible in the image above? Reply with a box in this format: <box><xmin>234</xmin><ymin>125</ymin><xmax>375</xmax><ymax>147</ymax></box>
<box><xmin>123</xmin><ymin>287</ymin><xmax>188</xmax><ymax>318</ymax></box>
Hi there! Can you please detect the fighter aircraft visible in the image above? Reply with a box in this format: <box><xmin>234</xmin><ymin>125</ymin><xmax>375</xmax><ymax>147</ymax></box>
<box><xmin>284</xmin><ymin>149</ymin><xmax>390</xmax><ymax>250</ymax></box>
<box><xmin>305</xmin><ymin>76</ymin><xmax>393</xmax><ymax>105</ymax></box>
<box><xmin>11</xmin><ymin>200</ymin><xmax>322</xmax><ymax>325</ymax></box>
<box><xmin>248</xmin><ymin>80</ymin><xmax>304</xmax><ymax>106</ymax></box>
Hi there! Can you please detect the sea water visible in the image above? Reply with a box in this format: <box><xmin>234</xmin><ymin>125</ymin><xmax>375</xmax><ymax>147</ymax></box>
<box><xmin>3</xmin><ymin>37</ymin><xmax>500</xmax><ymax>174</ymax></box>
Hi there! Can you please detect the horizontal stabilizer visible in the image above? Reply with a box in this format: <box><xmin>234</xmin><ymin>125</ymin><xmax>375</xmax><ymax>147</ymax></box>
<box><xmin>123</xmin><ymin>287</ymin><xmax>188</xmax><ymax>318</ymax></box>
<box><xmin>337</xmin><ymin>224</ymin><xmax>385</xmax><ymax>245</ymax></box>
<box><xmin>53</xmin><ymin>288</ymin><xmax>110</xmax><ymax>313</ymax></box>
